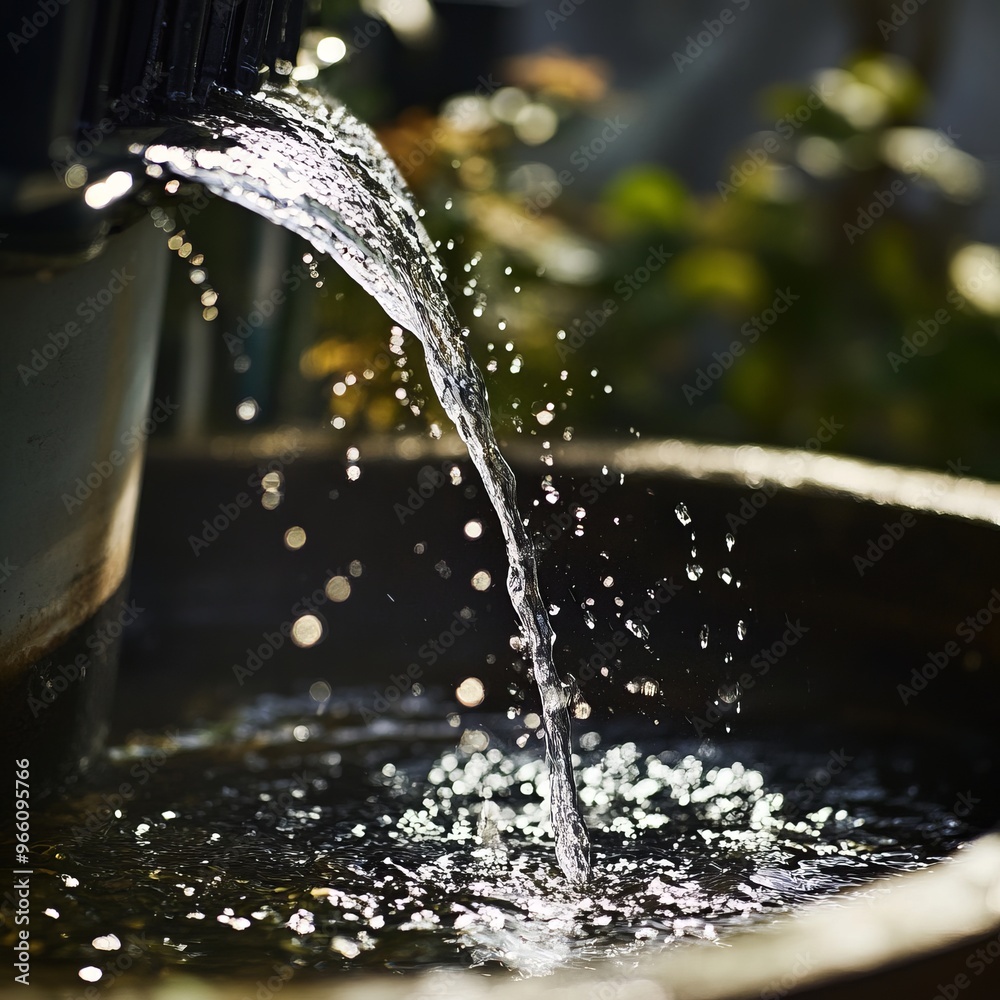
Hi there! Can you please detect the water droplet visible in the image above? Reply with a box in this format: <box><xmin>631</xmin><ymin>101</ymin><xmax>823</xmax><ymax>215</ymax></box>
<box><xmin>471</xmin><ymin>570</ymin><xmax>492</xmax><ymax>591</ymax></box>
<box><xmin>718</xmin><ymin>567</ymin><xmax>733</xmax><ymax>585</ymax></box>
<box><xmin>675</xmin><ymin>502</ymin><xmax>691</xmax><ymax>525</ymax></box>
<box><xmin>284</xmin><ymin>526</ymin><xmax>306</xmax><ymax>550</ymax></box>
<box><xmin>686</xmin><ymin>563</ymin><xmax>703</xmax><ymax>581</ymax></box>
<box><xmin>626</xmin><ymin>677</ymin><xmax>659</xmax><ymax>697</ymax></box>
<box><xmin>309</xmin><ymin>680</ymin><xmax>331</xmax><ymax>702</ymax></box>
<box><xmin>726</xmin><ymin>532</ymin><xmax>735</xmax><ymax>551</ymax></box>
<box><xmin>237</xmin><ymin>397</ymin><xmax>258</xmax><ymax>421</ymax></box>
<box><xmin>325</xmin><ymin>576</ymin><xmax>351</xmax><ymax>602</ymax></box>
<box><xmin>464</xmin><ymin>519</ymin><xmax>483</xmax><ymax>539</ymax></box>
<box><xmin>737</xmin><ymin>620</ymin><xmax>748</xmax><ymax>641</ymax></box>
<box><xmin>625</xmin><ymin>619</ymin><xmax>649</xmax><ymax>640</ymax></box>
<box><xmin>718</xmin><ymin>682</ymin><xmax>740</xmax><ymax>704</ymax></box>
<box><xmin>291</xmin><ymin>614</ymin><xmax>324</xmax><ymax>648</ymax></box>
<box><xmin>699</xmin><ymin>626</ymin><xmax>710</xmax><ymax>649</ymax></box>
<box><xmin>456</xmin><ymin>677</ymin><xmax>485</xmax><ymax>707</ymax></box>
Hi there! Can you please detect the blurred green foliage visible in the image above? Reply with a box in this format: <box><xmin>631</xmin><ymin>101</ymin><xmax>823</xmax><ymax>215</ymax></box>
<box><xmin>261</xmin><ymin>15</ymin><xmax>1000</xmax><ymax>477</ymax></box>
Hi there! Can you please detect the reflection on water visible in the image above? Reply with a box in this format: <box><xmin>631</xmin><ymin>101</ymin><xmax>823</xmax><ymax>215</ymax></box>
<box><xmin>28</xmin><ymin>693</ymin><xmax>979</xmax><ymax>986</ymax></box>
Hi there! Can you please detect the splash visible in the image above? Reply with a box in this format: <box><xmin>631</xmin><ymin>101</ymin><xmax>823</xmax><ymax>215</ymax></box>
<box><xmin>140</xmin><ymin>83</ymin><xmax>590</xmax><ymax>881</ymax></box>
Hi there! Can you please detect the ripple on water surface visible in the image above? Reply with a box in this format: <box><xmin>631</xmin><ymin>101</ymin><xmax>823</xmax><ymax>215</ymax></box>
<box><xmin>28</xmin><ymin>696</ymin><xmax>983</xmax><ymax>983</ymax></box>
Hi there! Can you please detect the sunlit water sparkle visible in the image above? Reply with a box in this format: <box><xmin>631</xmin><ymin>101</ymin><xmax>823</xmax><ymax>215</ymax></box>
<box><xmin>28</xmin><ymin>697</ymin><xmax>979</xmax><ymax>983</ymax></box>
<box><xmin>141</xmin><ymin>81</ymin><xmax>589</xmax><ymax>882</ymax></box>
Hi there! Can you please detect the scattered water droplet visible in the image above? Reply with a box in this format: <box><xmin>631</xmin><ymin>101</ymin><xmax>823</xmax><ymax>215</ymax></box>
<box><xmin>626</xmin><ymin>677</ymin><xmax>659</xmax><ymax>697</ymax></box>
<box><xmin>625</xmin><ymin>619</ymin><xmax>649</xmax><ymax>640</ymax></box>
<box><xmin>456</xmin><ymin>677</ymin><xmax>485</xmax><ymax>707</ymax></box>
<box><xmin>674</xmin><ymin>503</ymin><xmax>691</xmax><ymax>526</ymax></box>
<box><xmin>284</xmin><ymin>526</ymin><xmax>306</xmax><ymax>550</ymax></box>
<box><xmin>325</xmin><ymin>576</ymin><xmax>351</xmax><ymax>602</ymax></box>
<box><xmin>291</xmin><ymin>614</ymin><xmax>324</xmax><ymax>648</ymax></box>
<box><xmin>699</xmin><ymin>626</ymin><xmax>710</xmax><ymax>649</ymax></box>
<box><xmin>718</xmin><ymin>682</ymin><xmax>741</xmax><ymax>704</ymax></box>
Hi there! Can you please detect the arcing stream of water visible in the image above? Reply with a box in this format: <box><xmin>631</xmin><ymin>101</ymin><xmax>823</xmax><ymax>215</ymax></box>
<box><xmin>139</xmin><ymin>83</ymin><xmax>591</xmax><ymax>882</ymax></box>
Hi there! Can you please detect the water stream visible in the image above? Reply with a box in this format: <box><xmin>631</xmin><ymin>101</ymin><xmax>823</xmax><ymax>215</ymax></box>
<box><xmin>138</xmin><ymin>83</ymin><xmax>591</xmax><ymax>882</ymax></box>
